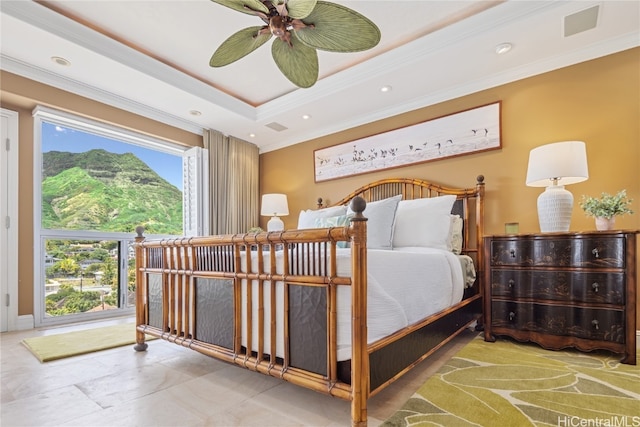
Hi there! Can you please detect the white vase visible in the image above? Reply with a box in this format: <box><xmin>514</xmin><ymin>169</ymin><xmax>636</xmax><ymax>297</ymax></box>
<box><xmin>595</xmin><ymin>217</ymin><xmax>615</xmax><ymax>231</ymax></box>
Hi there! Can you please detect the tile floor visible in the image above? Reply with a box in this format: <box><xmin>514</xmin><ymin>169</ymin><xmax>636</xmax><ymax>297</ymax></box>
<box><xmin>1</xmin><ymin>317</ymin><xmax>478</xmax><ymax>427</ymax></box>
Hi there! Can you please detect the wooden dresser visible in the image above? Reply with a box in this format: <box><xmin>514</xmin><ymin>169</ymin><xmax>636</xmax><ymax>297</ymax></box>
<box><xmin>483</xmin><ymin>231</ymin><xmax>637</xmax><ymax>364</ymax></box>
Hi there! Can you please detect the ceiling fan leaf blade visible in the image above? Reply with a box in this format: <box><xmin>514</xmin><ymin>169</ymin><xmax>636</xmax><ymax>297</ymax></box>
<box><xmin>209</xmin><ymin>0</ymin><xmax>269</xmax><ymax>16</ymax></box>
<box><xmin>285</xmin><ymin>0</ymin><xmax>317</xmax><ymax>19</ymax></box>
<box><xmin>295</xmin><ymin>1</ymin><xmax>381</xmax><ymax>52</ymax></box>
<box><xmin>210</xmin><ymin>26</ymin><xmax>272</xmax><ymax>67</ymax></box>
<box><xmin>271</xmin><ymin>37</ymin><xmax>318</xmax><ymax>88</ymax></box>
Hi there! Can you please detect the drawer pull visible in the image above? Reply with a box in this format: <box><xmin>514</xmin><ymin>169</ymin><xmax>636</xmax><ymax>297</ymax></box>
<box><xmin>592</xmin><ymin>248</ymin><xmax>600</xmax><ymax>258</ymax></box>
<box><xmin>592</xmin><ymin>282</ymin><xmax>599</xmax><ymax>293</ymax></box>
<box><xmin>508</xmin><ymin>279</ymin><xmax>515</xmax><ymax>288</ymax></box>
<box><xmin>509</xmin><ymin>311</ymin><xmax>516</xmax><ymax>322</ymax></box>
<box><xmin>509</xmin><ymin>249</ymin><xmax>516</xmax><ymax>258</ymax></box>
<box><xmin>591</xmin><ymin>319</ymin><xmax>599</xmax><ymax>330</ymax></box>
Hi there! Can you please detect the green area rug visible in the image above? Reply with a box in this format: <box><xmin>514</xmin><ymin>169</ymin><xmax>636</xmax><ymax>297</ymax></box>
<box><xmin>382</xmin><ymin>335</ymin><xmax>640</xmax><ymax>426</ymax></box>
<box><xmin>22</xmin><ymin>323</ymin><xmax>155</xmax><ymax>362</ymax></box>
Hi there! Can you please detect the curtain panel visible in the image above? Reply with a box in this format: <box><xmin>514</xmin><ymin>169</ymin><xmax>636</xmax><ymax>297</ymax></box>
<box><xmin>203</xmin><ymin>129</ymin><xmax>260</xmax><ymax>235</ymax></box>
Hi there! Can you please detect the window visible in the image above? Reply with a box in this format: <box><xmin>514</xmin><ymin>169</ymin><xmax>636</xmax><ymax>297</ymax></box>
<box><xmin>33</xmin><ymin>106</ymin><xmax>207</xmax><ymax>326</ymax></box>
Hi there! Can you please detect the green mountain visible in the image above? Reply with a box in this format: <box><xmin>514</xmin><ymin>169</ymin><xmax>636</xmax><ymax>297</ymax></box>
<box><xmin>42</xmin><ymin>149</ymin><xmax>182</xmax><ymax>234</ymax></box>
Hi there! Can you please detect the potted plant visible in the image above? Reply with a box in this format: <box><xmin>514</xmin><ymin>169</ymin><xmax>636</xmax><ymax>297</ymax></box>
<box><xmin>579</xmin><ymin>190</ymin><xmax>634</xmax><ymax>230</ymax></box>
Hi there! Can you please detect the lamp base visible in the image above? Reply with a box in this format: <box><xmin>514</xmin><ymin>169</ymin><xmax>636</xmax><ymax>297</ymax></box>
<box><xmin>267</xmin><ymin>216</ymin><xmax>284</xmax><ymax>232</ymax></box>
<box><xmin>537</xmin><ymin>185</ymin><xmax>573</xmax><ymax>232</ymax></box>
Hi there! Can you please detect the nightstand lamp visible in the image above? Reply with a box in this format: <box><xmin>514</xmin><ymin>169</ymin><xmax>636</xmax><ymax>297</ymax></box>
<box><xmin>525</xmin><ymin>141</ymin><xmax>588</xmax><ymax>232</ymax></box>
<box><xmin>261</xmin><ymin>193</ymin><xmax>289</xmax><ymax>232</ymax></box>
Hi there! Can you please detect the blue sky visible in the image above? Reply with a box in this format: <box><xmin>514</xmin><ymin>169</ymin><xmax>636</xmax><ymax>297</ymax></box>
<box><xmin>42</xmin><ymin>122</ymin><xmax>183</xmax><ymax>190</ymax></box>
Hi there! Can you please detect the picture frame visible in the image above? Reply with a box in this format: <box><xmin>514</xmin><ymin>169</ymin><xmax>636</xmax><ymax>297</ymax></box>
<box><xmin>314</xmin><ymin>101</ymin><xmax>501</xmax><ymax>182</ymax></box>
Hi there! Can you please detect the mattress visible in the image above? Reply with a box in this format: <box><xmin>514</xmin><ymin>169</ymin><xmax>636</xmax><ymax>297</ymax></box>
<box><xmin>239</xmin><ymin>246</ymin><xmax>471</xmax><ymax>361</ymax></box>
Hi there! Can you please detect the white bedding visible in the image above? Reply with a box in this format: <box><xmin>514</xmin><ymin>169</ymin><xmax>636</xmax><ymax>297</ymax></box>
<box><xmin>239</xmin><ymin>247</ymin><xmax>469</xmax><ymax>361</ymax></box>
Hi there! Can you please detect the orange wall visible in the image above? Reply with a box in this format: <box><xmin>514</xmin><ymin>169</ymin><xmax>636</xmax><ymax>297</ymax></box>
<box><xmin>260</xmin><ymin>48</ymin><xmax>640</xmax><ymax>326</ymax></box>
<box><xmin>1</xmin><ymin>71</ymin><xmax>202</xmax><ymax>317</ymax></box>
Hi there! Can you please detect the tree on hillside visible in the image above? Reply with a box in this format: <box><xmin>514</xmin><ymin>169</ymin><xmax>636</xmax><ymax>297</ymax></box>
<box><xmin>58</xmin><ymin>258</ymin><xmax>79</xmax><ymax>277</ymax></box>
<box><xmin>101</xmin><ymin>257</ymin><xmax>117</xmax><ymax>287</ymax></box>
<box><xmin>45</xmin><ymin>283</ymin><xmax>101</xmax><ymax>315</ymax></box>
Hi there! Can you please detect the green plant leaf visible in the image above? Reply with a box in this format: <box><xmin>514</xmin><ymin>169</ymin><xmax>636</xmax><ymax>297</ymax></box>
<box><xmin>210</xmin><ymin>0</ymin><xmax>269</xmax><ymax>16</ymax></box>
<box><xmin>579</xmin><ymin>190</ymin><xmax>633</xmax><ymax>218</ymax></box>
<box><xmin>294</xmin><ymin>1</ymin><xmax>381</xmax><ymax>52</ymax></box>
<box><xmin>210</xmin><ymin>26</ymin><xmax>272</xmax><ymax>67</ymax></box>
<box><xmin>271</xmin><ymin>36</ymin><xmax>318</xmax><ymax>88</ymax></box>
<box><xmin>285</xmin><ymin>0</ymin><xmax>317</xmax><ymax>19</ymax></box>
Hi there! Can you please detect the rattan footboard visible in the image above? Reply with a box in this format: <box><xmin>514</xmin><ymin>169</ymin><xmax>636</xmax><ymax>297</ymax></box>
<box><xmin>134</xmin><ymin>176</ymin><xmax>485</xmax><ymax>427</ymax></box>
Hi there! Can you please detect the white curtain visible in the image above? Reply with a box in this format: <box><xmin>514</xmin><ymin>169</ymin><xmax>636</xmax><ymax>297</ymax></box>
<box><xmin>203</xmin><ymin>129</ymin><xmax>260</xmax><ymax>234</ymax></box>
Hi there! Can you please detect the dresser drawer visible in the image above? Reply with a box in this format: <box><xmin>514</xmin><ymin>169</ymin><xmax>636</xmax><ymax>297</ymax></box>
<box><xmin>491</xmin><ymin>301</ymin><xmax>625</xmax><ymax>343</ymax></box>
<box><xmin>490</xmin><ymin>270</ymin><xmax>625</xmax><ymax>305</ymax></box>
<box><xmin>490</xmin><ymin>237</ymin><xmax>625</xmax><ymax>268</ymax></box>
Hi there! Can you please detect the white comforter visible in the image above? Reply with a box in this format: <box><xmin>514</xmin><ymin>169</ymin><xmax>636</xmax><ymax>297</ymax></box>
<box><xmin>240</xmin><ymin>247</ymin><xmax>466</xmax><ymax>361</ymax></box>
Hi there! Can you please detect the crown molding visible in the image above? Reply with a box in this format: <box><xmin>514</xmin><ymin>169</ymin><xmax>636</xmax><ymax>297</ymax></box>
<box><xmin>256</xmin><ymin>1</ymin><xmax>554</xmax><ymax>121</ymax></box>
<box><xmin>1</xmin><ymin>0</ymin><xmax>255</xmax><ymax>120</ymax></box>
<box><xmin>3</xmin><ymin>0</ymin><xmax>638</xmax><ymax>154</ymax></box>
<box><xmin>1</xmin><ymin>54</ymin><xmax>205</xmax><ymax>136</ymax></box>
<box><xmin>259</xmin><ymin>33</ymin><xmax>639</xmax><ymax>153</ymax></box>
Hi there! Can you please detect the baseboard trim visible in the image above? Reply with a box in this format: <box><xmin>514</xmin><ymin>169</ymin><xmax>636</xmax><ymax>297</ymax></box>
<box><xmin>15</xmin><ymin>315</ymin><xmax>34</xmax><ymax>331</ymax></box>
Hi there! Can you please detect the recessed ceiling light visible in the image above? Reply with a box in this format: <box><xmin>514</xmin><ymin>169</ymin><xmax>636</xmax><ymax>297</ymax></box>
<box><xmin>380</xmin><ymin>85</ymin><xmax>392</xmax><ymax>93</ymax></box>
<box><xmin>495</xmin><ymin>43</ymin><xmax>512</xmax><ymax>55</ymax></box>
<box><xmin>302</xmin><ymin>114</ymin><xmax>311</xmax><ymax>120</ymax></box>
<box><xmin>249</xmin><ymin>133</ymin><xmax>256</xmax><ymax>138</ymax></box>
<box><xmin>189</xmin><ymin>110</ymin><xmax>202</xmax><ymax>116</ymax></box>
<box><xmin>51</xmin><ymin>56</ymin><xmax>71</xmax><ymax>66</ymax></box>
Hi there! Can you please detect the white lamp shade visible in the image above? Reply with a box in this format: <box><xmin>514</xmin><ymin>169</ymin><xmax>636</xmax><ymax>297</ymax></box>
<box><xmin>261</xmin><ymin>193</ymin><xmax>289</xmax><ymax>216</ymax></box>
<box><xmin>526</xmin><ymin>141</ymin><xmax>589</xmax><ymax>187</ymax></box>
<box><xmin>525</xmin><ymin>141</ymin><xmax>589</xmax><ymax>233</ymax></box>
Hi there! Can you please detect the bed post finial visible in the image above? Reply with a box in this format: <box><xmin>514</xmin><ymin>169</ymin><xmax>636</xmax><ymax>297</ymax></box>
<box><xmin>135</xmin><ymin>225</ymin><xmax>145</xmax><ymax>238</ymax></box>
<box><xmin>350</xmin><ymin>196</ymin><xmax>367</xmax><ymax>219</ymax></box>
<box><xmin>317</xmin><ymin>197</ymin><xmax>324</xmax><ymax>209</ymax></box>
<box><xmin>476</xmin><ymin>175</ymin><xmax>485</xmax><ymax>185</ymax></box>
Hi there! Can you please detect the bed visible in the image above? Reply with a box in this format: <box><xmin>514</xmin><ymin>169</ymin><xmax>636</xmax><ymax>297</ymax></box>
<box><xmin>133</xmin><ymin>176</ymin><xmax>485</xmax><ymax>427</ymax></box>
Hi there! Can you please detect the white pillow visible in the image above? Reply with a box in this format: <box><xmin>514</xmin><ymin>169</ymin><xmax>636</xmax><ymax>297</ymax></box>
<box><xmin>450</xmin><ymin>214</ymin><xmax>463</xmax><ymax>254</ymax></box>
<box><xmin>297</xmin><ymin>205</ymin><xmax>347</xmax><ymax>229</ymax></box>
<box><xmin>348</xmin><ymin>195</ymin><xmax>401</xmax><ymax>249</ymax></box>
<box><xmin>392</xmin><ymin>195</ymin><xmax>456</xmax><ymax>250</ymax></box>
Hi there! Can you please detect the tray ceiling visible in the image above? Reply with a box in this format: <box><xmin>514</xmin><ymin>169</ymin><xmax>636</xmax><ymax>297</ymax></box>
<box><xmin>1</xmin><ymin>1</ymin><xmax>638</xmax><ymax>152</ymax></box>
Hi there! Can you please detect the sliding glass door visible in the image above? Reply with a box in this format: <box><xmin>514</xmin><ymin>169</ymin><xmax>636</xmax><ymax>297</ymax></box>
<box><xmin>33</xmin><ymin>106</ymin><xmax>204</xmax><ymax>326</ymax></box>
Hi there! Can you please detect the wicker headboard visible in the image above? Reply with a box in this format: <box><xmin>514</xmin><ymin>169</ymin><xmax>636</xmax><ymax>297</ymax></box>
<box><xmin>327</xmin><ymin>175</ymin><xmax>485</xmax><ymax>267</ymax></box>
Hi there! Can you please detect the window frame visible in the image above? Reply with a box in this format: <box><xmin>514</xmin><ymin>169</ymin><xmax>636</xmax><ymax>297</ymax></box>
<box><xmin>32</xmin><ymin>106</ymin><xmax>192</xmax><ymax>327</ymax></box>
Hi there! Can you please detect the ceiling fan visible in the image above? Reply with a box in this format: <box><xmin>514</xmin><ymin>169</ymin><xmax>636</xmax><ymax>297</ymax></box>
<box><xmin>209</xmin><ymin>0</ymin><xmax>381</xmax><ymax>88</ymax></box>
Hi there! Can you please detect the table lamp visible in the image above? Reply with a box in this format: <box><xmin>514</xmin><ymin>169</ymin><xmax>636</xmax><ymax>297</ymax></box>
<box><xmin>525</xmin><ymin>141</ymin><xmax>588</xmax><ymax>232</ymax></box>
<box><xmin>261</xmin><ymin>193</ymin><xmax>289</xmax><ymax>232</ymax></box>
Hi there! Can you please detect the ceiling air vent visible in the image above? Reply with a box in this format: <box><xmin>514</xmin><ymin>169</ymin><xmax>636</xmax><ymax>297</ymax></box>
<box><xmin>265</xmin><ymin>122</ymin><xmax>288</xmax><ymax>132</ymax></box>
<box><xmin>564</xmin><ymin>5</ymin><xmax>599</xmax><ymax>37</ymax></box>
